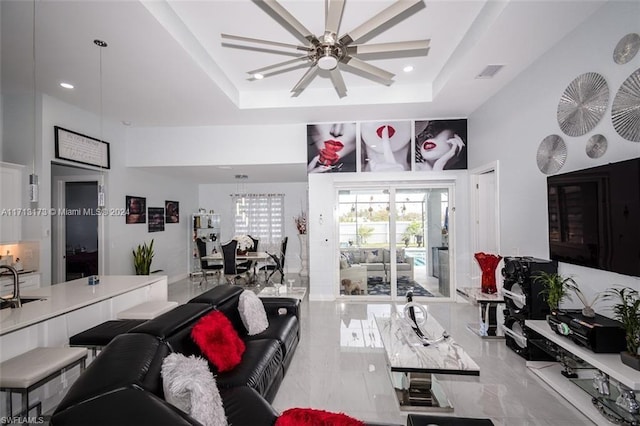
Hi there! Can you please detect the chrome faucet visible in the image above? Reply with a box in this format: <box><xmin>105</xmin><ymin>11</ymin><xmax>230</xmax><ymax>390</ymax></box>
<box><xmin>0</xmin><ymin>265</ymin><xmax>21</xmax><ymax>308</ymax></box>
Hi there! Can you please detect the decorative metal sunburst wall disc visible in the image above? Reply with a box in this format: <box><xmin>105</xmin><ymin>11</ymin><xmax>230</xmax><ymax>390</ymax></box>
<box><xmin>586</xmin><ymin>134</ymin><xmax>608</xmax><ymax>159</ymax></box>
<box><xmin>557</xmin><ymin>72</ymin><xmax>609</xmax><ymax>137</ymax></box>
<box><xmin>612</xmin><ymin>68</ymin><xmax>640</xmax><ymax>142</ymax></box>
<box><xmin>614</xmin><ymin>33</ymin><xmax>640</xmax><ymax>65</ymax></box>
<box><xmin>537</xmin><ymin>135</ymin><xmax>567</xmax><ymax>174</ymax></box>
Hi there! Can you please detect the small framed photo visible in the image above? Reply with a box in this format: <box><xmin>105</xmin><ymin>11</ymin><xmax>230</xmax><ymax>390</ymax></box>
<box><xmin>126</xmin><ymin>196</ymin><xmax>146</xmax><ymax>224</ymax></box>
<box><xmin>165</xmin><ymin>201</ymin><xmax>179</xmax><ymax>223</ymax></box>
<box><xmin>148</xmin><ymin>207</ymin><xmax>165</xmax><ymax>233</ymax></box>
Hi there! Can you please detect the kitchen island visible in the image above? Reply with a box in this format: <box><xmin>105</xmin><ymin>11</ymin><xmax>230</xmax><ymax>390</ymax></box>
<box><xmin>0</xmin><ymin>275</ymin><xmax>168</xmax><ymax>362</ymax></box>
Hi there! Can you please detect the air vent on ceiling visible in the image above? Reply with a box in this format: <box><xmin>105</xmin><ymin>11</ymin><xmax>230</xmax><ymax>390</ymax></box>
<box><xmin>476</xmin><ymin>64</ymin><xmax>504</xmax><ymax>79</ymax></box>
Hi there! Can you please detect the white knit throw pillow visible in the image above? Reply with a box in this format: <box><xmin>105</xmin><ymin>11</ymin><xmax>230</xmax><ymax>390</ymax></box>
<box><xmin>161</xmin><ymin>353</ymin><xmax>227</xmax><ymax>426</ymax></box>
<box><xmin>238</xmin><ymin>290</ymin><xmax>269</xmax><ymax>335</ymax></box>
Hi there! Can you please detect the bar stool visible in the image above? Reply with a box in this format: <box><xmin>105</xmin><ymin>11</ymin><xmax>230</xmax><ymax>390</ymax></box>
<box><xmin>116</xmin><ymin>300</ymin><xmax>178</xmax><ymax>320</ymax></box>
<box><xmin>0</xmin><ymin>347</ymin><xmax>87</xmax><ymax>418</ymax></box>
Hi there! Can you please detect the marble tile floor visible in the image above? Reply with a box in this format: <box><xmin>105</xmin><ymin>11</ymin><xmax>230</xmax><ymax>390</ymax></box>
<box><xmin>168</xmin><ymin>276</ymin><xmax>594</xmax><ymax>426</ymax></box>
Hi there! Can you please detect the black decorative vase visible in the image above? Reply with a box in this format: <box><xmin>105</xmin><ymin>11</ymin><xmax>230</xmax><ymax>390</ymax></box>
<box><xmin>621</xmin><ymin>351</ymin><xmax>640</xmax><ymax>371</ymax></box>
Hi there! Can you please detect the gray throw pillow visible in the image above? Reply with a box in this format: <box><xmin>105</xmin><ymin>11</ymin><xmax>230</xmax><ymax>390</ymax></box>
<box><xmin>238</xmin><ymin>290</ymin><xmax>269</xmax><ymax>335</ymax></box>
<box><xmin>161</xmin><ymin>353</ymin><xmax>227</xmax><ymax>426</ymax></box>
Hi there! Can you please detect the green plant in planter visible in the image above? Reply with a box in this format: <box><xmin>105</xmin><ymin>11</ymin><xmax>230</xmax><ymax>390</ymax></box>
<box><xmin>133</xmin><ymin>239</ymin><xmax>154</xmax><ymax>275</ymax></box>
<box><xmin>604</xmin><ymin>287</ymin><xmax>640</xmax><ymax>360</ymax></box>
<box><xmin>533</xmin><ymin>271</ymin><xmax>575</xmax><ymax>312</ymax></box>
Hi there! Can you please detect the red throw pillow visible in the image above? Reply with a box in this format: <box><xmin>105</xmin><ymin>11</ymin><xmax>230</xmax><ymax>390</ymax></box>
<box><xmin>191</xmin><ymin>311</ymin><xmax>245</xmax><ymax>372</ymax></box>
<box><xmin>275</xmin><ymin>408</ymin><xmax>364</xmax><ymax>426</ymax></box>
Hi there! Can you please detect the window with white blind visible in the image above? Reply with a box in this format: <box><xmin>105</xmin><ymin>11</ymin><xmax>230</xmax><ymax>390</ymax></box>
<box><xmin>231</xmin><ymin>193</ymin><xmax>284</xmax><ymax>252</ymax></box>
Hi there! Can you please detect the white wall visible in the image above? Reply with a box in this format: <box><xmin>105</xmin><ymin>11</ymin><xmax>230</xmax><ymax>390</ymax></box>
<box><xmin>469</xmin><ymin>1</ymin><xmax>640</xmax><ymax>317</ymax></box>
<box><xmin>126</xmin><ymin>124</ymin><xmax>306</xmax><ymax>167</ymax></box>
<box><xmin>198</xmin><ymin>181</ymin><xmax>308</xmax><ymax>273</ymax></box>
<box><xmin>36</xmin><ymin>95</ymin><xmax>199</xmax><ymax>284</ymax></box>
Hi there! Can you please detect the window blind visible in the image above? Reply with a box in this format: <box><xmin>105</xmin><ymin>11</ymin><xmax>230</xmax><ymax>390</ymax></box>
<box><xmin>231</xmin><ymin>193</ymin><xmax>284</xmax><ymax>252</ymax></box>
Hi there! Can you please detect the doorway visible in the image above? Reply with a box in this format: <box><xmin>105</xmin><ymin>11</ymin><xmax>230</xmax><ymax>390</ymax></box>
<box><xmin>337</xmin><ymin>183</ymin><xmax>454</xmax><ymax>300</ymax></box>
<box><xmin>470</xmin><ymin>162</ymin><xmax>501</xmax><ymax>284</ymax></box>
<box><xmin>52</xmin><ymin>165</ymin><xmax>105</xmax><ymax>284</ymax></box>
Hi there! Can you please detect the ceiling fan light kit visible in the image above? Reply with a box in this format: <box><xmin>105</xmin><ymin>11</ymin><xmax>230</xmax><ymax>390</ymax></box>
<box><xmin>222</xmin><ymin>0</ymin><xmax>430</xmax><ymax>98</ymax></box>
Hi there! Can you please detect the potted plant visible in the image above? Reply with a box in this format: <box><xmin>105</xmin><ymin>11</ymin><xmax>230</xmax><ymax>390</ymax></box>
<box><xmin>132</xmin><ymin>239</ymin><xmax>154</xmax><ymax>275</ymax></box>
<box><xmin>604</xmin><ymin>287</ymin><xmax>640</xmax><ymax>370</ymax></box>
<box><xmin>534</xmin><ymin>271</ymin><xmax>575</xmax><ymax>313</ymax></box>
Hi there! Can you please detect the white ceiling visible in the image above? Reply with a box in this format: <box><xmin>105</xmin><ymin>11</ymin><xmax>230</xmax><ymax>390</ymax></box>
<box><xmin>1</xmin><ymin>0</ymin><xmax>606</xmax><ymax>182</ymax></box>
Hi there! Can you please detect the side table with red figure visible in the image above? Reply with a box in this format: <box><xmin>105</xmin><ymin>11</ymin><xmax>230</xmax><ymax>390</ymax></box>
<box><xmin>474</xmin><ymin>252</ymin><xmax>503</xmax><ymax>294</ymax></box>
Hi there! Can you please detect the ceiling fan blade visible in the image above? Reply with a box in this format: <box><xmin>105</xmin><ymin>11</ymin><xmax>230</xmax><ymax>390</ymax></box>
<box><xmin>340</xmin><ymin>0</ymin><xmax>424</xmax><ymax>45</ymax></box>
<box><xmin>222</xmin><ymin>34</ymin><xmax>311</xmax><ymax>52</ymax></box>
<box><xmin>291</xmin><ymin>65</ymin><xmax>319</xmax><ymax>97</ymax></box>
<box><xmin>325</xmin><ymin>0</ymin><xmax>346</xmax><ymax>36</ymax></box>
<box><xmin>252</xmin><ymin>0</ymin><xmax>318</xmax><ymax>45</ymax></box>
<box><xmin>348</xmin><ymin>40</ymin><xmax>430</xmax><ymax>56</ymax></box>
<box><xmin>247</xmin><ymin>56</ymin><xmax>310</xmax><ymax>76</ymax></box>
<box><xmin>342</xmin><ymin>56</ymin><xmax>394</xmax><ymax>85</ymax></box>
<box><xmin>329</xmin><ymin>68</ymin><xmax>347</xmax><ymax>98</ymax></box>
<box><xmin>256</xmin><ymin>63</ymin><xmax>312</xmax><ymax>80</ymax></box>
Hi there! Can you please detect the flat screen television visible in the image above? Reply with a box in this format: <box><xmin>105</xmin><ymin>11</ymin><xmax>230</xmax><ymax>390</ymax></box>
<box><xmin>547</xmin><ymin>158</ymin><xmax>640</xmax><ymax>277</ymax></box>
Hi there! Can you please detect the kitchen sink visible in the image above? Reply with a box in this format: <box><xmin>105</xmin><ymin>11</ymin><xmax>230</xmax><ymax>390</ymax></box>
<box><xmin>0</xmin><ymin>296</ymin><xmax>47</xmax><ymax>310</ymax></box>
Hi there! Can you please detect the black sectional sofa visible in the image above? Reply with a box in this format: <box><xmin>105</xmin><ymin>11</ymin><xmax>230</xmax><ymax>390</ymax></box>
<box><xmin>51</xmin><ymin>285</ymin><xmax>297</xmax><ymax>425</ymax></box>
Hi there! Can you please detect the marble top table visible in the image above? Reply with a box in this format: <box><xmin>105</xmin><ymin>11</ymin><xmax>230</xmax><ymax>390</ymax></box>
<box><xmin>375</xmin><ymin>310</ymin><xmax>479</xmax><ymax>411</ymax></box>
<box><xmin>258</xmin><ymin>286</ymin><xmax>307</xmax><ymax>302</ymax></box>
<box><xmin>375</xmin><ymin>312</ymin><xmax>480</xmax><ymax>375</ymax></box>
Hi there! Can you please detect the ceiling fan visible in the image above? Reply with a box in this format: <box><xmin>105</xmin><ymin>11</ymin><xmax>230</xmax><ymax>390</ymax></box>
<box><xmin>221</xmin><ymin>0</ymin><xmax>430</xmax><ymax>98</ymax></box>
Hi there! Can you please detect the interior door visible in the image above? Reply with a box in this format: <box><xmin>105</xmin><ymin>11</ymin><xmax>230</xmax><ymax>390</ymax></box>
<box><xmin>52</xmin><ymin>167</ymin><xmax>104</xmax><ymax>284</ymax></box>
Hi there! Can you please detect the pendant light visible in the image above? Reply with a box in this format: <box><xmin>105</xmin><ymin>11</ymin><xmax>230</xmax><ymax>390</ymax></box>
<box><xmin>94</xmin><ymin>39</ymin><xmax>107</xmax><ymax>207</ymax></box>
<box><xmin>29</xmin><ymin>0</ymin><xmax>38</xmax><ymax>203</ymax></box>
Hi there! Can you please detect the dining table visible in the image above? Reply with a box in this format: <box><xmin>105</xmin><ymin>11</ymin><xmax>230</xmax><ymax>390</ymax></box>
<box><xmin>202</xmin><ymin>251</ymin><xmax>272</xmax><ymax>283</ymax></box>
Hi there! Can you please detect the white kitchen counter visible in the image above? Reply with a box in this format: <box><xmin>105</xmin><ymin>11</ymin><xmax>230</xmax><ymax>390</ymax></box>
<box><xmin>0</xmin><ymin>275</ymin><xmax>167</xmax><ymax>336</ymax></box>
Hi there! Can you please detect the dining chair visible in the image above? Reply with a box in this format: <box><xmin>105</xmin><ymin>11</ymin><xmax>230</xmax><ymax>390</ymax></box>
<box><xmin>260</xmin><ymin>236</ymin><xmax>288</xmax><ymax>284</ymax></box>
<box><xmin>221</xmin><ymin>240</ymin><xmax>242</xmax><ymax>285</ymax></box>
<box><xmin>196</xmin><ymin>238</ymin><xmax>222</xmax><ymax>285</ymax></box>
<box><xmin>237</xmin><ymin>235</ymin><xmax>259</xmax><ymax>280</ymax></box>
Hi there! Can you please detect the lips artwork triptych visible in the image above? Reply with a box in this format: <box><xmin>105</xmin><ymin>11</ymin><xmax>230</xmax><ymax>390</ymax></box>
<box><xmin>306</xmin><ymin>119</ymin><xmax>467</xmax><ymax>174</ymax></box>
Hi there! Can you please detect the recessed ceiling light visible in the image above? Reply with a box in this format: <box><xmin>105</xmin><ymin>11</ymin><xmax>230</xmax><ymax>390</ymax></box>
<box><xmin>254</xmin><ymin>73</ymin><xmax>264</xmax><ymax>80</ymax></box>
<box><xmin>122</xmin><ymin>120</ymin><xmax>132</xmax><ymax>126</ymax></box>
<box><xmin>60</xmin><ymin>82</ymin><xmax>74</xmax><ymax>89</ymax></box>
<box><xmin>403</xmin><ymin>65</ymin><xmax>414</xmax><ymax>73</ymax></box>
<box><xmin>218</xmin><ymin>166</ymin><xmax>232</xmax><ymax>169</ymax></box>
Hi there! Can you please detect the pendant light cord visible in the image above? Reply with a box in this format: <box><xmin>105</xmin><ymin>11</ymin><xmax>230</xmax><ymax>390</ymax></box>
<box><xmin>32</xmin><ymin>0</ymin><xmax>36</xmax><ymax>176</ymax></box>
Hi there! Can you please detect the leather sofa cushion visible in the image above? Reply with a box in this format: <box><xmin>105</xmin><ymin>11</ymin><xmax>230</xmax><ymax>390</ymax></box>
<box><xmin>216</xmin><ymin>338</ymin><xmax>283</xmax><ymax>397</ymax></box>
<box><xmin>188</xmin><ymin>285</ymin><xmax>244</xmax><ymax>306</ymax></box>
<box><xmin>69</xmin><ymin>319</ymin><xmax>147</xmax><ymax>347</ymax></box>
<box><xmin>246</xmin><ymin>314</ymin><xmax>299</xmax><ymax>359</ymax></box>
<box><xmin>220</xmin><ymin>386</ymin><xmax>279</xmax><ymax>426</ymax></box>
<box><xmin>50</xmin><ymin>387</ymin><xmax>200</xmax><ymax>426</ymax></box>
<box><xmin>407</xmin><ymin>414</ymin><xmax>494</xmax><ymax>426</ymax></box>
<box><xmin>55</xmin><ymin>333</ymin><xmax>170</xmax><ymax>413</ymax></box>
<box><xmin>129</xmin><ymin>303</ymin><xmax>213</xmax><ymax>339</ymax></box>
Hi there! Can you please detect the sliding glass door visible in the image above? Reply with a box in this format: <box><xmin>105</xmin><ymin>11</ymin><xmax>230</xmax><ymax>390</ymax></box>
<box><xmin>338</xmin><ymin>184</ymin><xmax>453</xmax><ymax>300</ymax></box>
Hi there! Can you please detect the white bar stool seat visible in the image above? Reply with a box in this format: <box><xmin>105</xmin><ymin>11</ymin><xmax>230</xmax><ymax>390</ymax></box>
<box><xmin>0</xmin><ymin>347</ymin><xmax>88</xmax><ymax>418</ymax></box>
<box><xmin>116</xmin><ymin>300</ymin><xmax>178</xmax><ymax>320</ymax></box>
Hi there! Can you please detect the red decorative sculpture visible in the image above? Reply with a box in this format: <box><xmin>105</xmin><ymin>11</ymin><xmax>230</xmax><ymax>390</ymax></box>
<box><xmin>474</xmin><ymin>252</ymin><xmax>502</xmax><ymax>294</ymax></box>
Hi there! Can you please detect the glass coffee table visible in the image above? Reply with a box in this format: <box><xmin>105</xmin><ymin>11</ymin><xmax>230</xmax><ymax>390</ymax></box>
<box><xmin>375</xmin><ymin>310</ymin><xmax>480</xmax><ymax>412</ymax></box>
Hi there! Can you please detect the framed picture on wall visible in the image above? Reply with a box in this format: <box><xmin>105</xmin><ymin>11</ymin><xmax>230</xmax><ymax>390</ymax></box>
<box><xmin>360</xmin><ymin>121</ymin><xmax>412</xmax><ymax>172</ymax></box>
<box><xmin>165</xmin><ymin>201</ymin><xmax>179</xmax><ymax>223</ymax></box>
<box><xmin>307</xmin><ymin>122</ymin><xmax>357</xmax><ymax>173</ymax></box>
<box><xmin>125</xmin><ymin>196</ymin><xmax>146</xmax><ymax>224</ymax></box>
<box><xmin>414</xmin><ymin>119</ymin><xmax>468</xmax><ymax>171</ymax></box>
<box><xmin>148</xmin><ymin>207</ymin><xmax>165</xmax><ymax>232</ymax></box>
<box><xmin>54</xmin><ymin>126</ymin><xmax>111</xmax><ymax>169</ymax></box>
